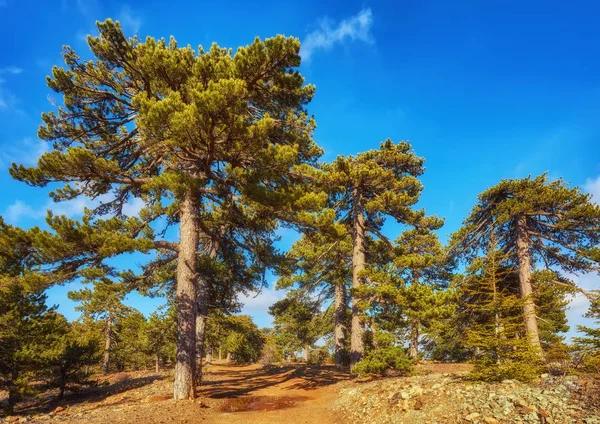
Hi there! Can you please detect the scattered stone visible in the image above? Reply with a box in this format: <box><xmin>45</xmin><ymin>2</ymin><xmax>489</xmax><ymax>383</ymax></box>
<box><xmin>53</xmin><ymin>406</ymin><xmax>65</xmax><ymax>414</ymax></box>
<box><xmin>483</xmin><ymin>418</ymin><xmax>499</xmax><ymax>424</ymax></box>
<box><xmin>465</xmin><ymin>412</ymin><xmax>481</xmax><ymax>421</ymax></box>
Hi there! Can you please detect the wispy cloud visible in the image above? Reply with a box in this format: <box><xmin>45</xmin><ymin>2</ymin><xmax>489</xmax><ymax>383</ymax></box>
<box><xmin>238</xmin><ymin>286</ymin><xmax>286</xmax><ymax>327</ymax></box>
<box><xmin>0</xmin><ymin>137</ymin><xmax>49</xmax><ymax>168</ymax></box>
<box><xmin>0</xmin><ymin>66</ymin><xmax>23</xmax><ymax>75</ymax></box>
<box><xmin>565</xmin><ymin>272</ymin><xmax>599</xmax><ymax>341</ymax></box>
<box><xmin>3</xmin><ymin>194</ymin><xmax>145</xmax><ymax>225</ymax></box>
<box><xmin>0</xmin><ymin>66</ymin><xmax>23</xmax><ymax>113</ymax></box>
<box><xmin>584</xmin><ymin>175</ymin><xmax>600</xmax><ymax>204</ymax></box>
<box><xmin>300</xmin><ymin>8</ymin><xmax>374</xmax><ymax>62</ymax></box>
<box><xmin>118</xmin><ymin>5</ymin><xmax>142</xmax><ymax>35</ymax></box>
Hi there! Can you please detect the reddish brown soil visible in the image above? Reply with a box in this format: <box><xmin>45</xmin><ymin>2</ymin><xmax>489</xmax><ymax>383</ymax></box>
<box><xmin>0</xmin><ymin>362</ymin><xmax>473</xmax><ymax>423</ymax></box>
<box><xmin>1</xmin><ymin>362</ymin><xmax>349</xmax><ymax>423</ymax></box>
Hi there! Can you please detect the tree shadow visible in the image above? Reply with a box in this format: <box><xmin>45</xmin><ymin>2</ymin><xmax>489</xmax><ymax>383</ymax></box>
<box><xmin>200</xmin><ymin>364</ymin><xmax>349</xmax><ymax>399</ymax></box>
<box><xmin>1</xmin><ymin>374</ymin><xmax>165</xmax><ymax>418</ymax></box>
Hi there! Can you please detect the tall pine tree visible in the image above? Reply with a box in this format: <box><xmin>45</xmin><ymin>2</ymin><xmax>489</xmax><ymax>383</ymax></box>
<box><xmin>11</xmin><ymin>20</ymin><xmax>322</xmax><ymax>398</ymax></box>
<box><xmin>452</xmin><ymin>174</ymin><xmax>600</xmax><ymax>357</ymax></box>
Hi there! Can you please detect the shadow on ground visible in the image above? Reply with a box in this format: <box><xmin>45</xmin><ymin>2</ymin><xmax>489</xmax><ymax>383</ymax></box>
<box><xmin>200</xmin><ymin>364</ymin><xmax>349</xmax><ymax>399</ymax></box>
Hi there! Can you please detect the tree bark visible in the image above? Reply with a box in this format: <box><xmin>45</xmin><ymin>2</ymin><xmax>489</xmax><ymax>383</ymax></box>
<box><xmin>515</xmin><ymin>215</ymin><xmax>544</xmax><ymax>358</ymax></box>
<box><xmin>334</xmin><ymin>278</ymin><xmax>347</xmax><ymax>367</ymax></box>
<box><xmin>103</xmin><ymin>314</ymin><xmax>112</xmax><ymax>374</ymax></box>
<box><xmin>7</xmin><ymin>368</ymin><xmax>18</xmax><ymax>415</ymax></box>
<box><xmin>155</xmin><ymin>354</ymin><xmax>160</xmax><ymax>373</ymax></box>
<box><xmin>303</xmin><ymin>345</ymin><xmax>310</xmax><ymax>362</ymax></box>
<box><xmin>408</xmin><ymin>323</ymin><xmax>419</xmax><ymax>359</ymax></box>
<box><xmin>195</xmin><ymin>238</ymin><xmax>217</xmax><ymax>387</ymax></box>
<box><xmin>350</xmin><ymin>189</ymin><xmax>366</xmax><ymax>366</ymax></box>
<box><xmin>226</xmin><ymin>352</ymin><xmax>232</xmax><ymax>362</ymax></box>
<box><xmin>218</xmin><ymin>345</ymin><xmax>222</xmax><ymax>361</ymax></box>
<box><xmin>206</xmin><ymin>347</ymin><xmax>213</xmax><ymax>364</ymax></box>
<box><xmin>173</xmin><ymin>191</ymin><xmax>199</xmax><ymax>400</ymax></box>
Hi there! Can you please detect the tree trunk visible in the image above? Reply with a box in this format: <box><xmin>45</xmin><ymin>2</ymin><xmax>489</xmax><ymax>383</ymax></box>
<box><xmin>334</xmin><ymin>278</ymin><xmax>347</xmax><ymax>367</ymax></box>
<box><xmin>195</xmin><ymin>238</ymin><xmax>217</xmax><ymax>387</ymax></box>
<box><xmin>155</xmin><ymin>354</ymin><xmax>160</xmax><ymax>373</ymax></box>
<box><xmin>206</xmin><ymin>347</ymin><xmax>213</xmax><ymax>364</ymax></box>
<box><xmin>103</xmin><ymin>315</ymin><xmax>112</xmax><ymax>374</ymax></box>
<box><xmin>516</xmin><ymin>215</ymin><xmax>543</xmax><ymax>358</ymax></box>
<box><xmin>226</xmin><ymin>352</ymin><xmax>232</xmax><ymax>362</ymax></box>
<box><xmin>7</xmin><ymin>368</ymin><xmax>18</xmax><ymax>415</ymax></box>
<box><xmin>173</xmin><ymin>191</ymin><xmax>199</xmax><ymax>400</ymax></box>
<box><xmin>350</xmin><ymin>189</ymin><xmax>366</xmax><ymax>366</ymax></box>
<box><xmin>219</xmin><ymin>345</ymin><xmax>222</xmax><ymax>361</ymax></box>
<box><xmin>408</xmin><ymin>323</ymin><xmax>419</xmax><ymax>359</ymax></box>
<box><xmin>303</xmin><ymin>345</ymin><xmax>310</xmax><ymax>362</ymax></box>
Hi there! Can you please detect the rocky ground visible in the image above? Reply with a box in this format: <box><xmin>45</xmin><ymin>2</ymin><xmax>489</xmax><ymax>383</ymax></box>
<box><xmin>334</xmin><ymin>370</ymin><xmax>600</xmax><ymax>424</ymax></box>
<box><xmin>2</xmin><ymin>362</ymin><xmax>599</xmax><ymax>423</ymax></box>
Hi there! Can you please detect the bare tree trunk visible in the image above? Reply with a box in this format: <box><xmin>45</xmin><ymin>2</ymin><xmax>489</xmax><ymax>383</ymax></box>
<box><xmin>195</xmin><ymin>273</ymin><xmax>209</xmax><ymax>386</ymax></box>
<box><xmin>7</xmin><ymin>368</ymin><xmax>18</xmax><ymax>415</ymax></box>
<box><xmin>516</xmin><ymin>215</ymin><xmax>543</xmax><ymax>358</ymax></box>
<box><xmin>103</xmin><ymin>314</ymin><xmax>112</xmax><ymax>374</ymax></box>
<box><xmin>334</xmin><ymin>278</ymin><xmax>347</xmax><ymax>367</ymax></box>
<box><xmin>206</xmin><ymin>347</ymin><xmax>213</xmax><ymax>364</ymax></box>
<box><xmin>303</xmin><ymin>345</ymin><xmax>310</xmax><ymax>362</ymax></box>
<box><xmin>195</xmin><ymin>238</ymin><xmax>217</xmax><ymax>387</ymax></box>
<box><xmin>155</xmin><ymin>354</ymin><xmax>160</xmax><ymax>373</ymax></box>
<box><xmin>226</xmin><ymin>352</ymin><xmax>232</xmax><ymax>362</ymax></box>
<box><xmin>173</xmin><ymin>192</ymin><xmax>199</xmax><ymax>400</ymax></box>
<box><xmin>408</xmin><ymin>323</ymin><xmax>419</xmax><ymax>359</ymax></box>
<box><xmin>218</xmin><ymin>345</ymin><xmax>222</xmax><ymax>361</ymax></box>
<box><xmin>350</xmin><ymin>190</ymin><xmax>366</xmax><ymax>366</ymax></box>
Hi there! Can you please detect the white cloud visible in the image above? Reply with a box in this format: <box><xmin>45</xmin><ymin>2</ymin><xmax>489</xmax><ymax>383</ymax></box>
<box><xmin>584</xmin><ymin>175</ymin><xmax>600</xmax><ymax>205</ymax></box>
<box><xmin>0</xmin><ymin>137</ymin><xmax>49</xmax><ymax>168</ymax></box>
<box><xmin>0</xmin><ymin>66</ymin><xmax>23</xmax><ymax>75</ymax></box>
<box><xmin>122</xmin><ymin>196</ymin><xmax>145</xmax><ymax>217</ymax></box>
<box><xmin>238</xmin><ymin>286</ymin><xmax>286</xmax><ymax>326</ymax></box>
<box><xmin>565</xmin><ymin>272</ymin><xmax>599</xmax><ymax>341</ymax></box>
<box><xmin>118</xmin><ymin>5</ymin><xmax>142</xmax><ymax>35</ymax></box>
<box><xmin>3</xmin><ymin>194</ymin><xmax>145</xmax><ymax>225</ymax></box>
<box><xmin>0</xmin><ymin>66</ymin><xmax>23</xmax><ymax>113</ymax></box>
<box><xmin>300</xmin><ymin>8</ymin><xmax>374</xmax><ymax>61</ymax></box>
<box><xmin>4</xmin><ymin>200</ymin><xmax>43</xmax><ymax>224</ymax></box>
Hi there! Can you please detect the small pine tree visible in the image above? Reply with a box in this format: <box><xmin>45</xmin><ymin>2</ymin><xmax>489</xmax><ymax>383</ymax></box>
<box><xmin>68</xmin><ymin>278</ymin><xmax>132</xmax><ymax>373</ymax></box>
<box><xmin>458</xmin><ymin>235</ymin><xmax>542</xmax><ymax>382</ymax></box>
<box><xmin>44</xmin><ymin>326</ymin><xmax>100</xmax><ymax>398</ymax></box>
<box><xmin>574</xmin><ymin>297</ymin><xmax>600</xmax><ymax>375</ymax></box>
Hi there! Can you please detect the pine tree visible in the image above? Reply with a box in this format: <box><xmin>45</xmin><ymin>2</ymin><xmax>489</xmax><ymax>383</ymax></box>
<box><xmin>0</xmin><ymin>218</ymin><xmax>68</xmax><ymax>414</ymax></box>
<box><xmin>68</xmin><ymin>277</ymin><xmax>132</xmax><ymax>373</ymax></box>
<box><xmin>321</xmin><ymin>140</ymin><xmax>442</xmax><ymax>365</ymax></box>
<box><xmin>393</xmin><ymin>227</ymin><xmax>452</xmax><ymax>358</ymax></box>
<box><xmin>44</xmin><ymin>324</ymin><xmax>100</xmax><ymax>398</ymax></box>
<box><xmin>574</xmin><ymin>296</ymin><xmax>600</xmax><ymax>373</ymax></box>
<box><xmin>145</xmin><ymin>307</ymin><xmax>176</xmax><ymax>372</ymax></box>
<box><xmin>11</xmin><ymin>20</ymin><xmax>322</xmax><ymax>398</ymax></box>
<box><xmin>277</xmin><ymin>215</ymin><xmax>352</xmax><ymax>366</ymax></box>
<box><xmin>269</xmin><ymin>296</ymin><xmax>325</xmax><ymax>362</ymax></box>
<box><xmin>452</xmin><ymin>174</ymin><xmax>600</xmax><ymax>357</ymax></box>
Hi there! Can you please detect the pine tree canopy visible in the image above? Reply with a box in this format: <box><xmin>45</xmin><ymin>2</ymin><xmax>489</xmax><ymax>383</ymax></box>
<box><xmin>452</xmin><ymin>173</ymin><xmax>600</xmax><ymax>276</ymax></box>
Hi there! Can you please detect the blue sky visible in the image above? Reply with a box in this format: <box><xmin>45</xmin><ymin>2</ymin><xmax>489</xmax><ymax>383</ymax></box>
<box><xmin>0</xmin><ymin>0</ymin><xmax>598</xmax><ymax>338</ymax></box>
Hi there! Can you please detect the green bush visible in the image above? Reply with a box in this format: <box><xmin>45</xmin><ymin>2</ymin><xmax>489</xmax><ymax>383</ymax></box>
<box><xmin>470</xmin><ymin>348</ymin><xmax>542</xmax><ymax>382</ymax></box>
<box><xmin>308</xmin><ymin>348</ymin><xmax>330</xmax><ymax>365</ymax></box>
<box><xmin>352</xmin><ymin>345</ymin><xmax>414</xmax><ymax>377</ymax></box>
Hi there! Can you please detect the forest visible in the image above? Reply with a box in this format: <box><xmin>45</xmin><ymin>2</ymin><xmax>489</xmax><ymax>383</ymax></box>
<box><xmin>1</xmin><ymin>19</ymin><xmax>600</xmax><ymax>420</ymax></box>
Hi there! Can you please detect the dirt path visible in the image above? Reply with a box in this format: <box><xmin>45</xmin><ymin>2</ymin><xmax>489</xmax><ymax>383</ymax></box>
<box><xmin>200</xmin><ymin>362</ymin><xmax>349</xmax><ymax>424</ymax></box>
<box><xmin>2</xmin><ymin>362</ymin><xmax>473</xmax><ymax>423</ymax></box>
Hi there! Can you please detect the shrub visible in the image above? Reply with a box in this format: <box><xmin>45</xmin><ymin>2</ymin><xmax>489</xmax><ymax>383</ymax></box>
<box><xmin>308</xmin><ymin>348</ymin><xmax>330</xmax><ymax>365</ymax></box>
<box><xmin>470</xmin><ymin>347</ymin><xmax>542</xmax><ymax>382</ymax></box>
<box><xmin>352</xmin><ymin>345</ymin><xmax>414</xmax><ymax>377</ymax></box>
